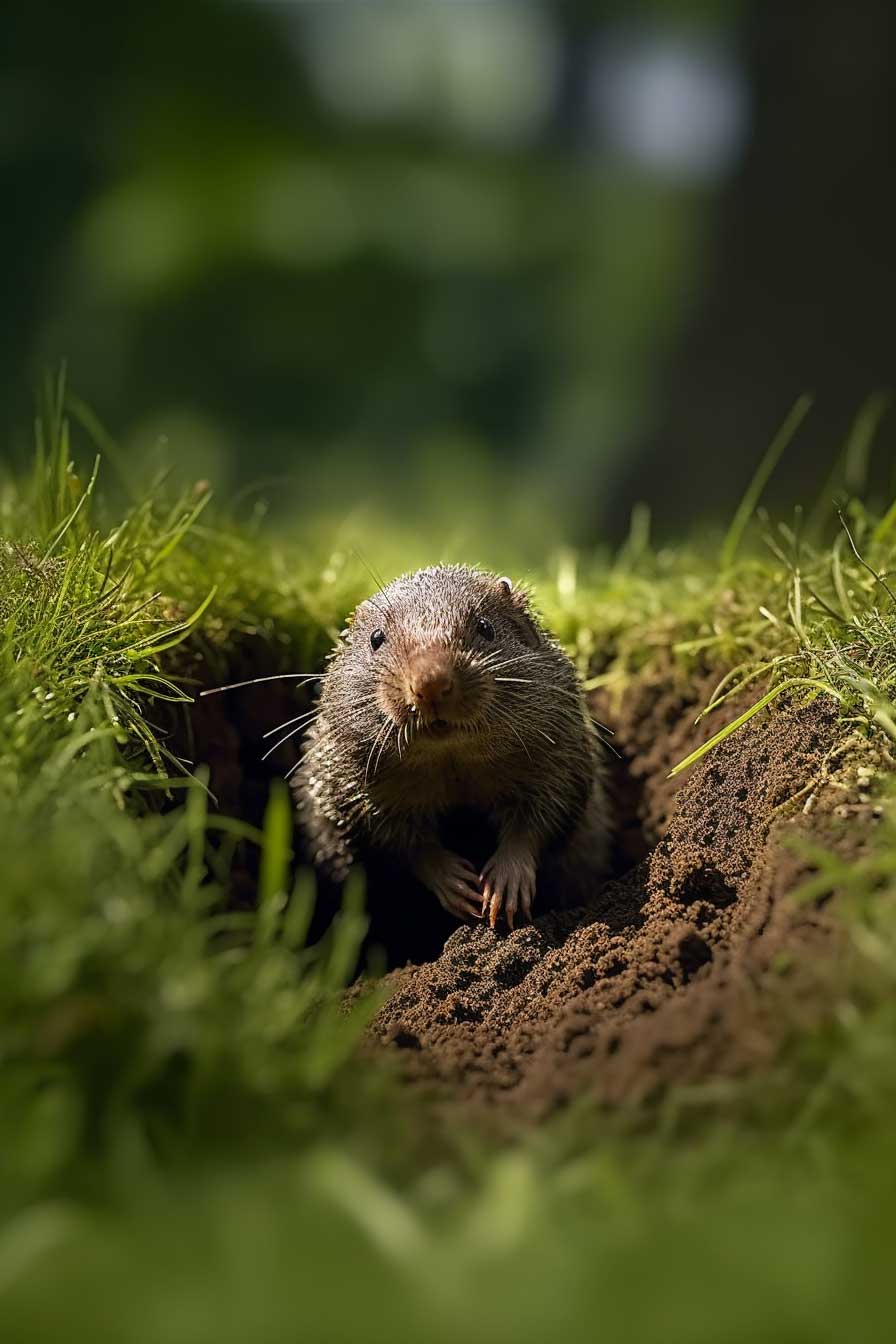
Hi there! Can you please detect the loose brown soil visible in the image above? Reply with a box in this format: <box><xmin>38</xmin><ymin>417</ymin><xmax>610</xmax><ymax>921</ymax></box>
<box><xmin>368</xmin><ymin>689</ymin><xmax>877</xmax><ymax>1115</ymax></box>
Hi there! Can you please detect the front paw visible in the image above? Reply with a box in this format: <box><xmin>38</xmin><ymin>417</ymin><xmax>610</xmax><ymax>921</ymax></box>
<box><xmin>480</xmin><ymin>848</ymin><xmax>536</xmax><ymax>930</ymax></box>
<box><xmin>414</xmin><ymin>849</ymin><xmax>483</xmax><ymax>922</ymax></box>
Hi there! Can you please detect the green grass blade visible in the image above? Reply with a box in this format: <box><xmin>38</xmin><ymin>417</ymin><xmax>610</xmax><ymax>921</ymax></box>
<box><xmin>284</xmin><ymin>868</ymin><xmax>317</xmax><ymax>953</ymax></box>
<box><xmin>838</xmin><ymin>509</ymin><xmax>896</xmax><ymax>606</ymax></box>
<box><xmin>843</xmin><ymin>390</ymin><xmax>890</xmax><ymax>495</ymax></box>
<box><xmin>257</xmin><ymin>782</ymin><xmax>294</xmax><ymax>947</ymax></box>
<box><xmin>695</xmin><ymin>655</ymin><xmax>798</xmax><ymax>723</ymax></box>
<box><xmin>721</xmin><ymin>395</ymin><xmax>813</xmax><ymax>570</ymax></box>
<box><xmin>831</xmin><ymin>536</ymin><xmax>858</xmax><ymax>623</ymax></box>
<box><xmin>41</xmin><ymin>454</ymin><xmax>100</xmax><ymax>560</ymax></box>
<box><xmin>126</xmin><ymin>585</ymin><xmax>217</xmax><ymax>658</ymax></box>
<box><xmin>143</xmin><ymin>490</ymin><xmax>213</xmax><ymax>574</ymax></box>
<box><xmin>668</xmin><ymin>677</ymin><xmax>840</xmax><ymax>778</ymax></box>
<box><xmin>323</xmin><ymin>871</ymin><xmax>368</xmax><ymax>990</ymax></box>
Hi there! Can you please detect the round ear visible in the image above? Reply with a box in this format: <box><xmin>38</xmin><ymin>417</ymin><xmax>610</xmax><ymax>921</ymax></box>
<box><xmin>496</xmin><ymin>575</ymin><xmax>541</xmax><ymax>648</ymax></box>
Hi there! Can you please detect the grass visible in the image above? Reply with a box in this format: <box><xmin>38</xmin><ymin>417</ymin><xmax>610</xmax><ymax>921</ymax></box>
<box><xmin>3</xmin><ymin>386</ymin><xmax>896</xmax><ymax>1340</ymax></box>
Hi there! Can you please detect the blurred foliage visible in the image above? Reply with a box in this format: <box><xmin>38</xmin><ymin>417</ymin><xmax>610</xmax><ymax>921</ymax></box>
<box><xmin>3</xmin><ymin>0</ymin><xmax>744</xmax><ymax>543</ymax></box>
<box><xmin>4</xmin><ymin>1121</ymin><xmax>896</xmax><ymax>1342</ymax></box>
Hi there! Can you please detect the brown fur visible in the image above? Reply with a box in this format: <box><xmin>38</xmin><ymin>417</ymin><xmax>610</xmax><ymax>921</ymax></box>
<box><xmin>293</xmin><ymin>565</ymin><xmax>609</xmax><ymax>922</ymax></box>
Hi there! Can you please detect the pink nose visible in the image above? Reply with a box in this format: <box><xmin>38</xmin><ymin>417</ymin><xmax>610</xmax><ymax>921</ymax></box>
<box><xmin>407</xmin><ymin>650</ymin><xmax>455</xmax><ymax>711</ymax></box>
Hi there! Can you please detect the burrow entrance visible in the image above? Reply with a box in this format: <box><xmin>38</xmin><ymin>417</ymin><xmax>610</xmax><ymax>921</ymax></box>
<box><xmin>183</xmin><ymin>642</ymin><xmax>664</xmax><ymax>969</ymax></box>
<box><xmin>184</xmin><ymin>648</ymin><xmax>874</xmax><ymax>1115</ymax></box>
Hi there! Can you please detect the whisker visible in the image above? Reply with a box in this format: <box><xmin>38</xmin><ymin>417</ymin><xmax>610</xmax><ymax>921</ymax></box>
<box><xmin>200</xmin><ymin>672</ymin><xmax>323</xmax><ymax>697</ymax></box>
<box><xmin>360</xmin><ymin>593</ymin><xmax>390</xmax><ymax>621</ymax></box>
<box><xmin>483</xmin><ymin>653</ymin><xmax>540</xmax><ymax>673</ymax></box>
<box><xmin>353</xmin><ymin>547</ymin><xmax>394</xmax><ymax>618</ymax></box>
<box><xmin>261</xmin><ymin>716</ymin><xmax>319</xmax><ymax>761</ymax></box>
<box><xmin>284</xmin><ymin>740</ymin><xmax>317</xmax><ymax>781</ymax></box>
<box><xmin>486</xmin><ymin>701</ymin><xmax>533</xmax><ymax>762</ymax></box>
<box><xmin>262</xmin><ymin>709</ymin><xmax>318</xmax><ymax>740</ymax></box>
<box><xmin>494</xmin><ymin>676</ymin><xmax>593</xmax><ymax>709</ymax></box>
<box><xmin>352</xmin><ymin>546</ymin><xmax>391</xmax><ymax>594</ymax></box>
<box><xmin>372</xmin><ymin>722</ymin><xmax>394</xmax><ymax>780</ymax></box>
<box><xmin>364</xmin><ymin>718</ymin><xmax>392</xmax><ymax>787</ymax></box>
<box><xmin>507</xmin><ymin>730</ymin><xmax>533</xmax><ymax>762</ymax></box>
<box><xmin>262</xmin><ymin>690</ymin><xmax>379</xmax><ymax>743</ymax></box>
<box><xmin>506</xmin><ymin>723</ymin><xmax>532</xmax><ymax>761</ymax></box>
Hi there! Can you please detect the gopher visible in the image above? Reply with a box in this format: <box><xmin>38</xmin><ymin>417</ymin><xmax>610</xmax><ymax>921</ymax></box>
<box><xmin>293</xmin><ymin>565</ymin><xmax>609</xmax><ymax>928</ymax></box>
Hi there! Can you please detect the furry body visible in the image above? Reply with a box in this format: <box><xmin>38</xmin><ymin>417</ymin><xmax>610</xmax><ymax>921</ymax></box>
<box><xmin>294</xmin><ymin>566</ymin><xmax>608</xmax><ymax>925</ymax></box>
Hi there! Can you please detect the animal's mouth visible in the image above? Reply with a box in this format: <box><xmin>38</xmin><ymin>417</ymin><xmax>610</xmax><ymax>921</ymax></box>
<box><xmin>398</xmin><ymin>700</ymin><xmax>482</xmax><ymax>740</ymax></box>
<box><xmin>412</xmin><ymin>714</ymin><xmax>470</xmax><ymax>739</ymax></box>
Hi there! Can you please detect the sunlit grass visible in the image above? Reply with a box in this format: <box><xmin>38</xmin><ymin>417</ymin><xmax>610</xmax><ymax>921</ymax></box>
<box><xmin>4</xmin><ymin>385</ymin><xmax>896</xmax><ymax>1339</ymax></box>
<box><xmin>0</xmin><ymin>384</ymin><xmax>388</xmax><ymax>1222</ymax></box>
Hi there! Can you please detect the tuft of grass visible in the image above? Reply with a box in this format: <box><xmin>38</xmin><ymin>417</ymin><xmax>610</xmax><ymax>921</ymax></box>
<box><xmin>0</xmin><ymin>391</ymin><xmax>393</xmax><ymax>1220</ymax></box>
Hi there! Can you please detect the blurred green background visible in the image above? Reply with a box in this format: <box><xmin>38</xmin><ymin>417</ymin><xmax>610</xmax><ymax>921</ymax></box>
<box><xmin>4</xmin><ymin>0</ymin><xmax>895</xmax><ymax>544</ymax></box>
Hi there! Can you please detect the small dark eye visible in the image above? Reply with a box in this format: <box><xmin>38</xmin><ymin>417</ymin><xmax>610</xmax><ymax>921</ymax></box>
<box><xmin>477</xmin><ymin>618</ymin><xmax>495</xmax><ymax>641</ymax></box>
<box><xmin>370</xmin><ymin>628</ymin><xmax>386</xmax><ymax>650</ymax></box>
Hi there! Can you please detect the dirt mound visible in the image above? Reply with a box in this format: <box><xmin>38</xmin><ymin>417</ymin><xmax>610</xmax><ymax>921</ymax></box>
<box><xmin>369</xmin><ymin>695</ymin><xmax>873</xmax><ymax>1113</ymax></box>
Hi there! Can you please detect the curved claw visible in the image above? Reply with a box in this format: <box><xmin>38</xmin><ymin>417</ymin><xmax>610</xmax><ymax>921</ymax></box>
<box><xmin>436</xmin><ymin>883</ymin><xmax>483</xmax><ymax>921</ymax></box>
<box><xmin>421</xmin><ymin>850</ymin><xmax>483</xmax><ymax>922</ymax></box>
<box><xmin>480</xmin><ymin>849</ymin><xmax>537</xmax><ymax>930</ymax></box>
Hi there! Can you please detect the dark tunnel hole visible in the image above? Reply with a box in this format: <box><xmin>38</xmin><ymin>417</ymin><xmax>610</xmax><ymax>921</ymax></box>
<box><xmin>170</xmin><ymin>643</ymin><xmax>658</xmax><ymax>972</ymax></box>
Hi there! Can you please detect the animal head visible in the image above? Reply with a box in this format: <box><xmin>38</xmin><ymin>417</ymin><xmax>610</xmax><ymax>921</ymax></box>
<box><xmin>341</xmin><ymin>565</ymin><xmax>544</xmax><ymax>748</ymax></box>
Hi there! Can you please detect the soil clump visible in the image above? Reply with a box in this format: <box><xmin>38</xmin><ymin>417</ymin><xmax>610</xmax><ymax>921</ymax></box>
<box><xmin>368</xmin><ymin>692</ymin><xmax>875</xmax><ymax>1113</ymax></box>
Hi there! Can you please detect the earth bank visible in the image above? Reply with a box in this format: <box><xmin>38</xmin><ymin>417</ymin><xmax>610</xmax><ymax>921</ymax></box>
<box><xmin>367</xmin><ymin>685</ymin><xmax>878</xmax><ymax>1114</ymax></box>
